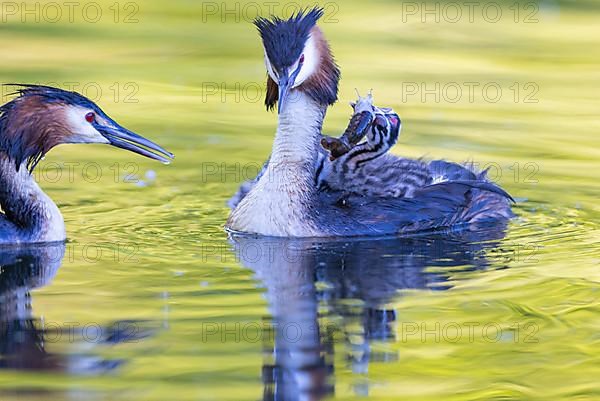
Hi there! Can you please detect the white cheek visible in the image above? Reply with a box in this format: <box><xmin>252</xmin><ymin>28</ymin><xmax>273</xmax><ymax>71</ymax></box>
<box><xmin>292</xmin><ymin>34</ymin><xmax>319</xmax><ymax>88</ymax></box>
<box><xmin>64</xmin><ymin>108</ymin><xmax>109</xmax><ymax>144</ymax></box>
<box><xmin>264</xmin><ymin>51</ymin><xmax>278</xmax><ymax>82</ymax></box>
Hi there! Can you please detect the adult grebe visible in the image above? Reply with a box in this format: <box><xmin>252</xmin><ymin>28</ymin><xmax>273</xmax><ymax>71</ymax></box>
<box><xmin>0</xmin><ymin>85</ymin><xmax>173</xmax><ymax>244</ymax></box>
<box><xmin>227</xmin><ymin>8</ymin><xmax>513</xmax><ymax>237</ymax></box>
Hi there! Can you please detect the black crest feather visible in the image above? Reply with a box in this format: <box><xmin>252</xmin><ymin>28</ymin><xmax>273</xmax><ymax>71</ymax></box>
<box><xmin>3</xmin><ymin>84</ymin><xmax>100</xmax><ymax>110</ymax></box>
<box><xmin>254</xmin><ymin>7</ymin><xmax>323</xmax><ymax>72</ymax></box>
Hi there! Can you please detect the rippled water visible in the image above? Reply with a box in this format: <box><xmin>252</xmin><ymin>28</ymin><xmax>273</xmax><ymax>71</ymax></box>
<box><xmin>0</xmin><ymin>1</ymin><xmax>599</xmax><ymax>400</ymax></box>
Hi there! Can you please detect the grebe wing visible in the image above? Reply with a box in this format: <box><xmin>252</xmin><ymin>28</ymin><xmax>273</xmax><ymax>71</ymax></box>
<box><xmin>319</xmin><ymin>180</ymin><xmax>514</xmax><ymax>236</ymax></box>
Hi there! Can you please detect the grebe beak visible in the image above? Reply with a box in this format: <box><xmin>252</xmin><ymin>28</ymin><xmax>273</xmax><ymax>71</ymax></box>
<box><xmin>95</xmin><ymin>121</ymin><xmax>174</xmax><ymax>164</ymax></box>
<box><xmin>277</xmin><ymin>73</ymin><xmax>292</xmax><ymax>115</ymax></box>
<box><xmin>277</xmin><ymin>63</ymin><xmax>303</xmax><ymax>114</ymax></box>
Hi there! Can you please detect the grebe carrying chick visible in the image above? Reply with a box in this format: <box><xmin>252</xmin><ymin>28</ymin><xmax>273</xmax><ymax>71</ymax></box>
<box><xmin>227</xmin><ymin>8</ymin><xmax>513</xmax><ymax>237</ymax></box>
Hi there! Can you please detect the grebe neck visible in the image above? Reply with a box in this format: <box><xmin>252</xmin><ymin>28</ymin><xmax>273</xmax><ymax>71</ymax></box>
<box><xmin>270</xmin><ymin>91</ymin><xmax>326</xmax><ymax>167</ymax></box>
<box><xmin>0</xmin><ymin>153</ymin><xmax>65</xmax><ymax>243</ymax></box>
<box><xmin>228</xmin><ymin>90</ymin><xmax>327</xmax><ymax>237</ymax></box>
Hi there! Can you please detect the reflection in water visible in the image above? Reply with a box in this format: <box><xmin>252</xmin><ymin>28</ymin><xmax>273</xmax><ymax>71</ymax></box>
<box><xmin>231</xmin><ymin>227</ymin><xmax>508</xmax><ymax>401</ymax></box>
<box><xmin>0</xmin><ymin>243</ymin><xmax>154</xmax><ymax>374</ymax></box>
<box><xmin>0</xmin><ymin>244</ymin><xmax>65</xmax><ymax>371</ymax></box>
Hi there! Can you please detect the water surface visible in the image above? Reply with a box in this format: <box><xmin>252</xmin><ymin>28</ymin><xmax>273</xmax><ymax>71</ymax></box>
<box><xmin>0</xmin><ymin>1</ymin><xmax>599</xmax><ymax>400</ymax></box>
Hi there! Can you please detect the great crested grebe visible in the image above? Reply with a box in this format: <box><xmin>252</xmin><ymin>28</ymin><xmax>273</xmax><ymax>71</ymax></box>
<box><xmin>0</xmin><ymin>85</ymin><xmax>173</xmax><ymax>244</ymax></box>
<box><xmin>227</xmin><ymin>8</ymin><xmax>513</xmax><ymax>238</ymax></box>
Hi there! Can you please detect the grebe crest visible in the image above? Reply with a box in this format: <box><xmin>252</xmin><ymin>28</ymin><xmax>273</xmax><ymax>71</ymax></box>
<box><xmin>254</xmin><ymin>7</ymin><xmax>340</xmax><ymax>113</ymax></box>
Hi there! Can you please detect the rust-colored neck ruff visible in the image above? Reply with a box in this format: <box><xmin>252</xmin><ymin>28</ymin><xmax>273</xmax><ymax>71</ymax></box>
<box><xmin>0</xmin><ymin>96</ymin><xmax>66</xmax><ymax>243</ymax></box>
<box><xmin>0</xmin><ymin>95</ymin><xmax>67</xmax><ymax>171</ymax></box>
<box><xmin>301</xmin><ymin>26</ymin><xmax>340</xmax><ymax>106</ymax></box>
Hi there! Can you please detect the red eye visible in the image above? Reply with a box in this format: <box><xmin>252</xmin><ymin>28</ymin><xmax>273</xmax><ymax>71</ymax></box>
<box><xmin>85</xmin><ymin>112</ymin><xmax>95</xmax><ymax>123</ymax></box>
<box><xmin>299</xmin><ymin>54</ymin><xmax>305</xmax><ymax>64</ymax></box>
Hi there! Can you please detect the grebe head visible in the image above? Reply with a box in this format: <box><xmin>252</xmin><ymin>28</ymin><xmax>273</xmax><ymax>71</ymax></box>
<box><xmin>254</xmin><ymin>7</ymin><xmax>340</xmax><ymax>113</ymax></box>
<box><xmin>0</xmin><ymin>84</ymin><xmax>174</xmax><ymax>172</ymax></box>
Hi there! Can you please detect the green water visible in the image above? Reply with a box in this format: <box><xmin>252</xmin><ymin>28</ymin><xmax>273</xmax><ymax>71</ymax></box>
<box><xmin>0</xmin><ymin>0</ymin><xmax>599</xmax><ymax>400</ymax></box>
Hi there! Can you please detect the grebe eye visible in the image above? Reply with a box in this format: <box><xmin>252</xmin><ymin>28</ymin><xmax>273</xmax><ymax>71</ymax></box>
<box><xmin>85</xmin><ymin>112</ymin><xmax>95</xmax><ymax>123</ymax></box>
<box><xmin>299</xmin><ymin>54</ymin><xmax>305</xmax><ymax>64</ymax></box>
